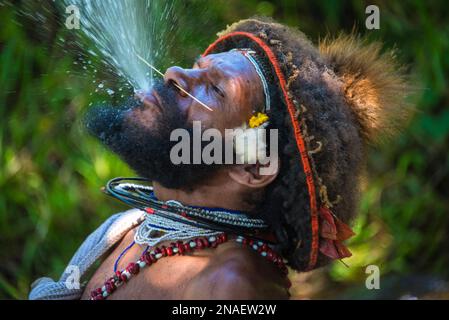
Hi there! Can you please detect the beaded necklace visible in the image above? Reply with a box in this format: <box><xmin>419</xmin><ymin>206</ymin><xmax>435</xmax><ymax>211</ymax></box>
<box><xmin>90</xmin><ymin>233</ymin><xmax>288</xmax><ymax>300</ymax></box>
<box><xmin>104</xmin><ymin>177</ymin><xmax>269</xmax><ymax>239</ymax></box>
<box><xmin>90</xmin><ymin>177</ymin><xmax>288</xmax><ymax>300</ymax></box>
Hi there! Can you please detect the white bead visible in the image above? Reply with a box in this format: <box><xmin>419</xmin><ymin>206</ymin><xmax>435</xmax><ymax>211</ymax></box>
<box><xmin>173</xmin><ymin>248</ymin><xmax>179</xmax><ymax>253</ymax></box>
<box><xmin>208</xmin><ymin>236</ymin><xmax>216</xmax><ymax>242</ymax></box>
<box><xmin>138</xmin><ymin>261</ymin><xmax>146</xmax><ymax>268</ymax></box>
<box><xmin>102</xmin><ymin>291</ymin><xmax>108</xmax><ymax>298</ymax></box>
<box><xmin>261</xmin><ymin>251</ymin><xmax>268</xmax><ymax>257</ymax></box>
<box><xmin>252</xmin><ymin>244</ymin><xmax>258</xmax><ymax>250</ymax></box>
<box><xmin>155</xmin><ymin>253</ymin><xmax>163</xmax><ymax>259</ymax></box>
<box><xmin>101</xmin><ymin>285</ymin><xmax>106</xmax><ymax>292</ymax></box>
<box><xmin>189</xmin><ymin>241</ymin><xmax>196</xmax><ymax>248</ymax></box>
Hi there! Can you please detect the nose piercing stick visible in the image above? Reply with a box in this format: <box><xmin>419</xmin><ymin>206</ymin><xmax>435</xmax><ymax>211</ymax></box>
<box><xmin>136</xmin><ymin>54</ymin><xmax>213</xmax><ymax>112</ymax></box>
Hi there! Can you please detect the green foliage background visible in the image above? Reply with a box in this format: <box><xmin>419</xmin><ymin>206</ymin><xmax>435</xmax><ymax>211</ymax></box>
<box><xmin>0</xmin><ymin>0</ymin><xmax>448</xmax><ymax>299</ymax></box>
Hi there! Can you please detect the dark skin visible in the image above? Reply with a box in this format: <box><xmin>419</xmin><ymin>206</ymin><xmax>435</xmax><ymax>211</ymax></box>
<box><xmin>81</xmin><ymin>51</ymin><xmax>289</xmax><ymax>300</ymax></box>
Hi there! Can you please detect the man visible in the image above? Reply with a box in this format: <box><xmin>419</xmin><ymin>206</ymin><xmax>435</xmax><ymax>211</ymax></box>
<box><xmin>29</xmin><ymin>17</ymin><xmax>413</xmax><ymax>300</ymax></box>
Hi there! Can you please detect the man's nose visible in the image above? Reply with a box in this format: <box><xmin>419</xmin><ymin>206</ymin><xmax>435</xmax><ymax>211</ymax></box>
<box><xmin>164</xmin><ymin>66</ymin><xmax>194</xmax><ymax>97</ymax></box>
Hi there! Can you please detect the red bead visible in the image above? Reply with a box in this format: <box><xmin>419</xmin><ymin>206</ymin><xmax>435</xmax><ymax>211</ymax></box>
<box><xmin>216</xmin><ymin>234</ymin><xmax>222</xmax><ymax>243</ymax></box>
<box><xmin>166</xmin><ymin>247</ymin><xmax>173</xmax><ymax>256</ymax></box>
<box><xmin>196</xmin><ymin>238</ymin><xmax>204</xmax><ymax>249</ymax></box>
<box><xmin>115</xmin><ymin>271</ymin><xmax>122</xmax><ymax>278</ymax></box>
<box><xmin>105</xmin><ymin>283</ymin><xmax>114</xmax><ymax>294</ymax></box>
<box><xmin>222</xmin><ymin>234</ymin><xmax>227</xmax><ymax>242</ymax></box>
<box><xmin>93</xmin><ymin>294</ymin><xmax>104</xmax><ymax>300</ymax></box>
<box><xmin>143</xmin><ymin>253</ymin><xmax>152</xmax><ymax>265</ymax></box>
<box><xmin>155</xmin><ymin>247</ymin><xmax>162</xmax><ymax>254</ymax></box>
<box><xmin>145</xmin><ymin>207</ymin><xmax>155</xmax><ymax>214</ymax></box>
<box><xmin>106</xmin><ymin>278</ymin><xmax>116</xmax><ymax>288</ymax></box>
<box><xmin>184</xmin><ymin>243</ymin><xmax>190</xmax><ymax>252</ymax></box>
<box><xmin>161</xmin><ymin>246</ymin><xmax>167</xmax><ymax>256</ymax></box>
<box><xmin>242</xmin><ymin>238</ymin><xmax>248</xmax><ymax>246</ymax></box>
<box><xmin>126</xmin><ymin>262</ymin><xmax>139</xmax><ymax>275</ymax></box>
<box><xmin>177</xmin><ymin>242</ymin><xmax>185</xmax><ymax>254</ymax></box>
<box><xmin>120</xmin><ymin>274</ymin><xmax>128</xmax><ymax>282</ymax></box>
<box><xmin>201</xmin><ymin>238</ymin><xmax>210</xmax><ymax>248</ymax></box>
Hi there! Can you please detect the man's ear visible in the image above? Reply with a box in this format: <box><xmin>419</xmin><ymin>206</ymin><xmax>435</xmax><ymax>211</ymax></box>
<box><xmin>228</xmin><ymin>159</ymin><xmax>280</xmax><ymax>189</ymax></box>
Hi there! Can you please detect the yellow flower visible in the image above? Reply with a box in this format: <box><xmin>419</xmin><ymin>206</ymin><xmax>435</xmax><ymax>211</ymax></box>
<box><xmin>248</xmin><ymin>112</ymin><xmax>269</xmax><ymax>128</ymax></box>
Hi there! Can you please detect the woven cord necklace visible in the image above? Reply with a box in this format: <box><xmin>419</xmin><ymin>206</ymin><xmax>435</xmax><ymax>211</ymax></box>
<box><xmin>90</xmin><ymin>177</ymin><xmax>288</xmax><ymax>300</ymax></box>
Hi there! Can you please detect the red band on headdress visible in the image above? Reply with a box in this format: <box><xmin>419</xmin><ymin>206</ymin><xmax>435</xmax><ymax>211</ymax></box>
<box><xmin>203</xmin><ymin>31</ymin><xmax>319</xmax><ymax>270</ymax></box>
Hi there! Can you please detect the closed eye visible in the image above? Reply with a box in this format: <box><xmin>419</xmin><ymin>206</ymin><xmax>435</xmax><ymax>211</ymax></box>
<box><xmin>212</xmin><ymin>83</ymin><xmax>225</xmax><ymax>98</ymax></box>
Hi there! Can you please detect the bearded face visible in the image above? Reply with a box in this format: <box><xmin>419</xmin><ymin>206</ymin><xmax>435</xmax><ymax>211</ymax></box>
<box><xmin>85</xmin><ymin>51</ymin><xmax>264</xmax><ymax>189</ymax></box>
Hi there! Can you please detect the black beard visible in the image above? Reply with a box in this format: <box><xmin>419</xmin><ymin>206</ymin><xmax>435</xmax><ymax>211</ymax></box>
<box><xmin>84</xmin><ymin>81</ymin><xmax>217</xmax><ymax>190</ymax></box>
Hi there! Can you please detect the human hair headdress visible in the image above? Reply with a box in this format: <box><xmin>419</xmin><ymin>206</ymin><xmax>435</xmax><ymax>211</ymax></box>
<box><xmin>202</xmin><ymin>17</ymin><xmax>414</xmax><ymax>271</ymax></box>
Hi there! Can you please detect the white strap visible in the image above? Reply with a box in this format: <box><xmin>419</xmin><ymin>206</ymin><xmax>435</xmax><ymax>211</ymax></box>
<box><xmin>29</xmin><ymin>209</ymin><xmax>144</xmax><ymax>300</ymax></box>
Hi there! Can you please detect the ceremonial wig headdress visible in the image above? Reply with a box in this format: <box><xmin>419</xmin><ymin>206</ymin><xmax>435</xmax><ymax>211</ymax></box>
<box><xmin>203</xmin><ymin>17</ymin><xmax>413</xmax><ymax>271</ymax></box>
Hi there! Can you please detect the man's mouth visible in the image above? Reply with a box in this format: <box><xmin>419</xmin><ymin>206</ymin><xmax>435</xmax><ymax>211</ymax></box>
<box><xmin>139</xmin><ymin>89</ymin><xmax>162</xmax><ymax>112</ymax></box>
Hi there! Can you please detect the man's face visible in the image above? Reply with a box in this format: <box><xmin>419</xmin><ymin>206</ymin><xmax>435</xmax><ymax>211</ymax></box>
<box><xmin>85</xmin><ymin>51</ymin><xmax>264</xmax><ymax>188</ymax></box>
<box><xmin>135</xmin><ymin>51</ymin><xmax>264</xmax><ymax>131</ymax></box>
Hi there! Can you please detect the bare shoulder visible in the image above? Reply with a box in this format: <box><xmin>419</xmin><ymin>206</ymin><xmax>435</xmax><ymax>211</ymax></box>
<box><xmin>183</xmin><ymin>243</ymin><xmax>290</xmax><ymax>300</ymax></box>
